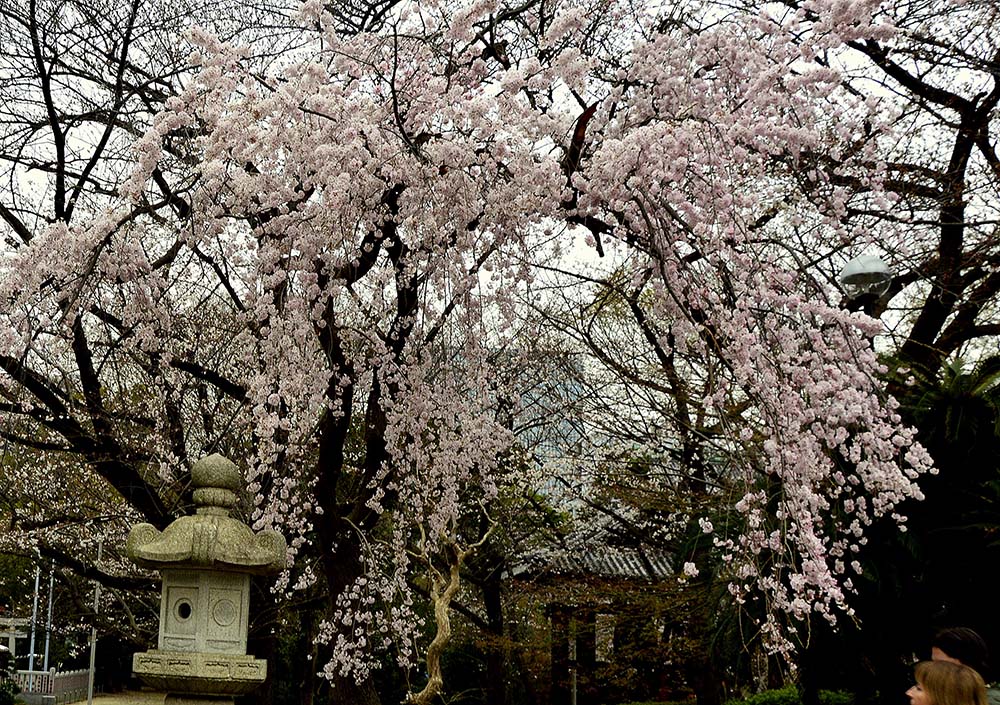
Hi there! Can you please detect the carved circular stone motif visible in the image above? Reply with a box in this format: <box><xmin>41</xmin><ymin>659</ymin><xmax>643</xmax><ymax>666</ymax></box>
<box><xmin>212</xmin><ymin>598</ymin><xmax>237</xmax><ymax>627</ymax></box>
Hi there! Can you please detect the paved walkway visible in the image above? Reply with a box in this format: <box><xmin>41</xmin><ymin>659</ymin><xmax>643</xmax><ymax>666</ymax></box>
<box><xmin>87</xmin><ymin>692</ymin><xmax>166</xmax><ymax>705</ymax></box>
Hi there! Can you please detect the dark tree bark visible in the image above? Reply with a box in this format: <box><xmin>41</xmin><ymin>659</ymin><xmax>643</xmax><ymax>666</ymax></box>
<box><xmin>483</xmin><ymin>571</ymin><xmax>507</xmax><ymax>705</ymax></box>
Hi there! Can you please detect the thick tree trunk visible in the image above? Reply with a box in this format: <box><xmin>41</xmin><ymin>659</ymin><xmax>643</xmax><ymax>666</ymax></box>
<box><xmin>325</xmin><ymin>672</ymin><xmax>381</xmax><ymax>705</ymax></box>
<box><xmin>684</xmin><ymin>593</ymin><xmax>723</xmax><ymax>705</ymax></box>
<box><xmin>299</xmin><ymin>606</ymin><xmax>318</xmax><ymax>705</ymax></box>
<box><xmin>686</xmin><ymin>653</ymin><xmax>724</xmax><ymax>705</ymax></box>
<box><xmin>577</xmin><ymin>608</ymin><xmax>597</xmax><ymax>705</ymax></box>
<box><xmin>241</xmin><ymin>633</ymin><xmax>276</xmax><ymax>705</ymax></box>
<box><xmin>799</xmin><ymin>638</ymin><xmax>821</xmax><ymax>705</ymax></box>
<box><xmin>511</xmin><ymin>629</ymin><xmax>542</xmax><ymax>705</ymax></box>
<box><xmin>314</xmin><ymin>531</ymin><xmax>382</xmax><ymax>705</ymax></box>
<box><xmin>310</xmin><ymin>372</ymin><xmax>383</xmax><ymax>705</ymax></box>
<box><xmin>483</xmin><ymin>574</ymin><xmax>507</xmax><ymax>705</ymax></box>
<box><xmin>551</xmin><ymin>605</ymin><xmax>572</xmax><ymax>705</ymax></box>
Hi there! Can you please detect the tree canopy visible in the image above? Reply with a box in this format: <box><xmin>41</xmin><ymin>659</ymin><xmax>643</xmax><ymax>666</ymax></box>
<box><xmin>1</xmin><ymin>0</ymin><xmax>999</xmax><ymax>702</ymax></box>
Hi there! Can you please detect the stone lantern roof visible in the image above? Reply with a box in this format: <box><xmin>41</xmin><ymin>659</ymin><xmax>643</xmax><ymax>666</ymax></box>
<box><xmin>127</xmin><ymin>454</ymin><xmax>286</xmax><ymax>574</ymax></box>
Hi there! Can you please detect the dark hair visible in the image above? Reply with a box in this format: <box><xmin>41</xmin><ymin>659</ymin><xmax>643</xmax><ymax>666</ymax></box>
<box><xmin>915</xmin><ymin>660</ymin><xmax>987</xmax><ymax>705</ymax></box>
<box><xmin>933</xmin><ymin>628</ymin><xmax>990</xmax><ymax>677</ymax></box>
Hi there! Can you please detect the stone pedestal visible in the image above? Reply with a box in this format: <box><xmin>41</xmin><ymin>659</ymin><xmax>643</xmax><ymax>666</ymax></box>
<box><xmin>133</xmin><ymin>650</ymin><xmax>267</xmax><ymax>694</ymax></box>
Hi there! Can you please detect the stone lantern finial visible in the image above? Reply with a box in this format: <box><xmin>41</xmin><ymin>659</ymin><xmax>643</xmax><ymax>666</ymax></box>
<box><xmin>191</xmin><ymin>454</ymin><xmax>241</xmax><ymax>514</ymax></box>
<box><xmin>127</xmin><ymin>454</ymin><xmax>287</xmax><ymax>705</ymax></box>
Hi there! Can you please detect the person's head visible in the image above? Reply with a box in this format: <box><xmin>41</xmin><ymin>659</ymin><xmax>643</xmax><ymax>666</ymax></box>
<box><xmin>907</xmin><ymin>660</ymin><xmax>988</xmax><ymax>705</ymax></box>
<box><xmin>932</xmin><ymin>627</ymin><xmax>991</xmax><ymax>677</ymax></box>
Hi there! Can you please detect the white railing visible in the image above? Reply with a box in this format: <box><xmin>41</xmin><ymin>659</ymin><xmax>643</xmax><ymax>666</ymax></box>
<box><xmin>14</xmin><ymin>669</ymin><xmax>53</xmax><ymax>694</ymax></box>
<box><xmin>14</xmin><ymin>668</ymin><xmax>91</xmax><ymax>704</ymax></box>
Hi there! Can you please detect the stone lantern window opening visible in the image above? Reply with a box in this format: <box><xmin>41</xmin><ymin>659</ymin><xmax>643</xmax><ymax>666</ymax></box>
<box><xmin>176</xmin><ymin>601</ymin><xmax>192</xmax><ymax>621</ymax></box>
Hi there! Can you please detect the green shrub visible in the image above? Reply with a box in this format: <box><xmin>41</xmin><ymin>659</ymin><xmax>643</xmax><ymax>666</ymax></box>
<box><xmin>726</xmin><ymin>686</ymin><xmax>801</xmax><ymax>705</ymax></box>
<box><xmin>0</xmin><ymin>682</ymin><xmax>18</xmax><ymax>705</ymax></box>
<box><xmin>818</xmin><ymin>691</ymin><xmax>854</xmax><ymax>705</ymax></box>
<box><xmin>0</xmin><ymin>654</ymin><xmax>20</xmax><ymax>705</ymax></box>
<box><xmin>725</xmin><ymin>686</ymin><xmax>854</xmax><ymax>705</ymax></box>
<box><xmin>612</xmin><ymin>688</ymin><xmax>854</xmax><ymax>705</ymax></box>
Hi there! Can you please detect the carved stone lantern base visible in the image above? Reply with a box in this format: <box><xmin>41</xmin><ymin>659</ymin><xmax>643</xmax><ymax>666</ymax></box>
<box><xmin>133</xmin><ymin>649</ymin><xmax>267</xmax><ymax>696</ymax></box>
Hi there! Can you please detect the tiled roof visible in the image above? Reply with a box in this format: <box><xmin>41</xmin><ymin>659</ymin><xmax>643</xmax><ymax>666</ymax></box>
<box><xmin>511</xmin><ymin>545</ymin><xmax>672</xmax><ymax>581</ymax></box>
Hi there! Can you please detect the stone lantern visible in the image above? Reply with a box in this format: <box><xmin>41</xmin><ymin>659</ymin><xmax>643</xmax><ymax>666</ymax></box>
<box><xmin>126</xmin><ymin>454</ymin><xmax>287</xmax><ymax>704</ymax></box>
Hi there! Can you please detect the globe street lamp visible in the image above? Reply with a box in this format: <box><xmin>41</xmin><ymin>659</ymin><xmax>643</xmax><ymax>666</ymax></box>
<box><xmin>838</xmin><ymin>254</ymin><xmax>892</xmax><ymax>298</ymax></box>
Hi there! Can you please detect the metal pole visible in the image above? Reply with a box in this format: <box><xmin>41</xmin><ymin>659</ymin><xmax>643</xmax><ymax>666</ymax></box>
<box><xmin>86</xmin><ymin>539</ymin><xmax>102</xmax><ymax>705</ymax></box>
<box><xmin>28</xmin><ymin>563</ymin><xmax>40</xmax><ymax>691</ymax></box>
<box><xmin>43</xmin><ymin>561</ymin><xmax>55</xmax><ymax>671</ymax></box>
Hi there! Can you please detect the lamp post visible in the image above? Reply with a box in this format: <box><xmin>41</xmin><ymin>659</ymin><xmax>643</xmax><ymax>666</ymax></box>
<box><xmin>87</xmin><ymin>539</ymin><xmax>102</xmax><ymax>705</ymax></box>
<box><xmin>839</xmin><ymin>254</ymin><xmax>892</xmax><ymax>297</ymax></box>
<box><xmin>28</xmin><ymin>563</ymin><xmax>39</xmax><ymax>691</ymax></box>
<box><xmin>839</xmin><ymin>254</ymin><xmax>892</xmax><ymax>314</ymax></box>
<box><xmin>43</xmin><ymin>562</ymin><xmax>54</xmax><ymax>671</ymax></box>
